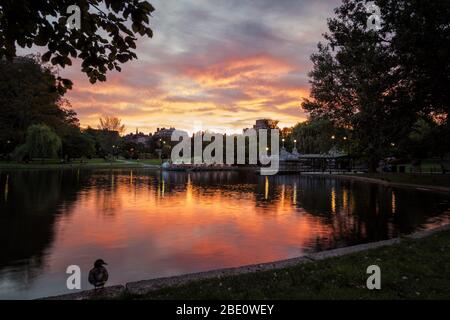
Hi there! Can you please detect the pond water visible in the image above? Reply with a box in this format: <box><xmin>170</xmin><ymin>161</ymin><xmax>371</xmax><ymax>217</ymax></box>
<box><xmin>0</xmin><ymin>169</ymin><xmax>449</xmax><ymax>299</ymax></box>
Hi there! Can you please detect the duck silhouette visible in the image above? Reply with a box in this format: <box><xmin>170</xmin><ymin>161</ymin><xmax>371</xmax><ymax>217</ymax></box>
<box><xmin>88</xmin><ymin>259</ymin><xmax>109</xmax><ymax>289</ymax></box>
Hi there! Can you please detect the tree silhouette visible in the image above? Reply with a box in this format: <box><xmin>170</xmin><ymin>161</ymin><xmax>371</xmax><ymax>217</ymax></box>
<box><xmin>25</xmin><ymin>124</ymin><xmax>62</xmax><ymax>159</ymax></box>
<box><xmin>98</xmin><ymin>116</ymin><xmax>126</xmax><ymax>135</ymax></box>
<box><xmin>302</xmin><ymin>0</ymin><xmax>450</xmax><ymax>171</ymax></box>
<box><xmin>0</xmin><ymin>0</ymin><xmax>155</xmax><ymax>85</ymax></box>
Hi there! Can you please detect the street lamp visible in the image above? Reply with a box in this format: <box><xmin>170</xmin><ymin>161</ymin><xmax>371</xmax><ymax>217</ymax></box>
<box><xmin>331</xmin><ymin>135</ymin><xmax>335</xmax><ymax>140</ymax></box>
<box><xmin>282</xmin><ymin>138</ymin><xmax>285</xmax><ymax>148</ymax></box>
<box><xmin>294</xmin><ymin>140</ymin><xmax>297</xmax><ymax>149</ymax></box>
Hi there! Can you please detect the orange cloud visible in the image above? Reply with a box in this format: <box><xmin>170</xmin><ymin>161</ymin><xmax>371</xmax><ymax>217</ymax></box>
<box><xmin>183</xmin><ymin>54</ymin><xmax>294</xmax><ymax>88</ymax></box>
<box><xmin>64</xmin><ymin>53</ymin><xmax>309</xmax><ymax>134</ymax></box>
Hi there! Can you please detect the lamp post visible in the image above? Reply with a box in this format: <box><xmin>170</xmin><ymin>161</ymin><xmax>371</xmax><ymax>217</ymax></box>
<box><xmin>343</xmin><ymin>136</ymin><xmax>348</xmax><ymax>153</ymax></box>
<box><xmin>5</xmin><ymin>140</ymin><xmax>11</xmax><ymax>162</ymax></box>
<box><xmin>282</xmin><ymin>138</ymin><xmax>285</xmax><ymax>149</ymax></box>
<box><xmin>331</xmin><ymin>136</ymin><xmax>336</xmax><ymax>156</ymax></box>
<box><xmin>343</xmin><ymin>137</ymin><xmax>350</xmax><ymax>171</ymax></box>
<box><xmin>294</xmin><ymin>139</ymin><xmax>297</xmax><ymax>150</ymax></box>
<box><xmin>163</xmin><ymin>141</ymin><xmax>167</xmax><ymax>159</ymax></box>
<box><xmin>158</xmin><ymin>140</ymin><xmax>167</xmax><ymax>163</ymax></box>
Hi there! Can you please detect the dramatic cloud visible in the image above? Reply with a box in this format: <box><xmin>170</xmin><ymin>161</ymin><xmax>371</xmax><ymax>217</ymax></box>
<box><xmin>61</xmin><ymin>0</ymin><xmax>341</xmax><ymax>134</ymax></box>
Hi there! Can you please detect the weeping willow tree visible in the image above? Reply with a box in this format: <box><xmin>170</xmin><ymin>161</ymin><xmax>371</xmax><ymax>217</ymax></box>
<box><xmin>292</xmin><ymin>118</ymin><xmax>349</xmax><ymax>154</ymax></box>
<box><xmin>24</xmin><ymin>124</ymin><xmax>62</xmax><ymax>160</ymax></box>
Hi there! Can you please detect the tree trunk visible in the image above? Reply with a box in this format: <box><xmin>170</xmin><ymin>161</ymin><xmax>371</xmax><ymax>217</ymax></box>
<box><xmin>368</xmin><ymin>156</ymin><xmax>379</xmax><ymax>173</ymax></box>
<box><xmin>439</xmin><ymin>156</ymin><xmax>447</xmax><ymax>174</ymax></box>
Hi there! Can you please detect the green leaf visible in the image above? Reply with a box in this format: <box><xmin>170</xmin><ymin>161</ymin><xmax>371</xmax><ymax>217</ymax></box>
<box><xmin>34</xmin><ymin>30</ymin><xmax>49</xmax><ymax>46</ymax></box>
<box><xmin>116</xmin><ymin>54</ymin><xmax>129</xmax><ymax>63</ymax></box>
<box><xmin>132</xmin><ymin>22</ymin><xmax>140</xmax><ymax>33</ymax></box>
<box><xmin>142</xmin><ymin>2</ymin><xmax>155</xmax><ymax>13</ymax></box>
<box><xmin>41</xmin><ymin>51</ymin><xmax>52</xmax><ymax>62</ymax></box>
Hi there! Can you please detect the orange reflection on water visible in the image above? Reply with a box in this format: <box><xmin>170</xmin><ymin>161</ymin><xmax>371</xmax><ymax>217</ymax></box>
<box><xmin>342</xmin><ymin>187</ymin><xmax>348</xmax><ymax>213</ymax></box>
<box><xmin>392</xmin><ymin>191</ymin><xmax>396</xmax><ymax>214</ymax></box>
<box><xmin>55</xmin><ymin>171</ymin><xmax>333</xmax><ymax>280</ymax></box>
<box><xmin>331</xmin><ymin>187</ymin><xmax>336</xmax><ymax>214</ymax></box>
<box><xmin>2</xmin><ymin>170</ymin><xmax>450</xmax><ymax>299</ymax></box>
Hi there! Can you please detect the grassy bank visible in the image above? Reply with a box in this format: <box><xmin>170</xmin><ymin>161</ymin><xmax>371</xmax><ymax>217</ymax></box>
<box><xmin>129</xmin><ymin>159</ymin><xmax>162</xmax><ymax>166</ymax></box>
<box><xmin>0</xmin><ymin>158</ymin><xmax>162</xmax><ymax>169</ymax></box>
<box><xmin>128</xmin><ymin>229</ymin><xmax>450</xmax><ymax>300</ymax></box>
<box><xmin>353</xmin><ymin>173</ymin><xmax>450</xmax><ymax>188</ymax></box>
<box><xmin>401</xmin><ymin>159</ymin><xmax>450</xmax><ymax>173</ymax></box>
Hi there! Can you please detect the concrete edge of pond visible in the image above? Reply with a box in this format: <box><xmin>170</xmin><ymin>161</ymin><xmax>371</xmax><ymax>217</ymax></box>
<box><xmin>405</xmin><ymin>224</ymin><xmax>450</xmax><ymax>239</ymax></box>
<box><xmin>305</xmin><ymin>238</ymin><xmax>401</xmax><ymax>261</ymax></box>
<box><xmin>302</xmin><ymin>173</ymin><xmax>450</xmax><ymax>194</ymax></box>
<box><xmin>125</xmin><ymin>256</ymin><xmax>313</xmax><ymax>296</ymax></box>
<box><xmin>39</xmin><ymin>223</ymin><xmax>450</xmax><ymax>300</ymax></box>
<box><xmin>39</xmin><ymin>285</ymin><xmax>126</xmax><ymax>300</ymax></box>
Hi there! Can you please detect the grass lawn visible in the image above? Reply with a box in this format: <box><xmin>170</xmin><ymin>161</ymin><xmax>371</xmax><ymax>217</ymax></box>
<box><xmin>0</xmin><ymin>158</ymin><xmax>112</xmax><ymax>164</ymax></box>
<box><xmin>401</xmin><ymin>159</ymin><xmax>450</xmax><ymax>173</ymax></box>
<box><xmin>127</xmin><ymin>230</ymin><xmax>450</xmax><ymax>300</ymax></box>
<box><xmin>0</xmin><ymin>158</ymin><xmax>148</xmax><ymax>169</ymax></box>
<box><xmin>0</xmin><ymin>158</ymin><xmax>165</xmax><ymax>169</ymax></box>
<box><xmin>129</xmin><ymin>159</ymin><xmax>162</xmax><ymax>166</ymax></box>
<box><xmin>355</xmin><ymin>173</ymin><xmax>450</xmax><ymax>188</ymax></box>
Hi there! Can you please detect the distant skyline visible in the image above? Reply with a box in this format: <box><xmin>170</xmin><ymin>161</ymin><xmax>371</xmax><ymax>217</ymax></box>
<box><xmin>23</xmin><ymin>0</ymin><xmax>341</xmax><ymax>134</ymax></box>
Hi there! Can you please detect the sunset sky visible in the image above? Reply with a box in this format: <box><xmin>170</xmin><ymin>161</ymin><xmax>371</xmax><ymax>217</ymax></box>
<box><xmin>61</xmin><ymin>0</ymin><xmax>340</xmax><ymax>134</ymax></box>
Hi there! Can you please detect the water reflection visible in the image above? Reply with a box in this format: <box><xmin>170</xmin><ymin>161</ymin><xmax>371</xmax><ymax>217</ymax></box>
<box><xmin>0</xmin><ymin>169</ymin><xmax>449</xmax><ymax>299</ymax></box>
